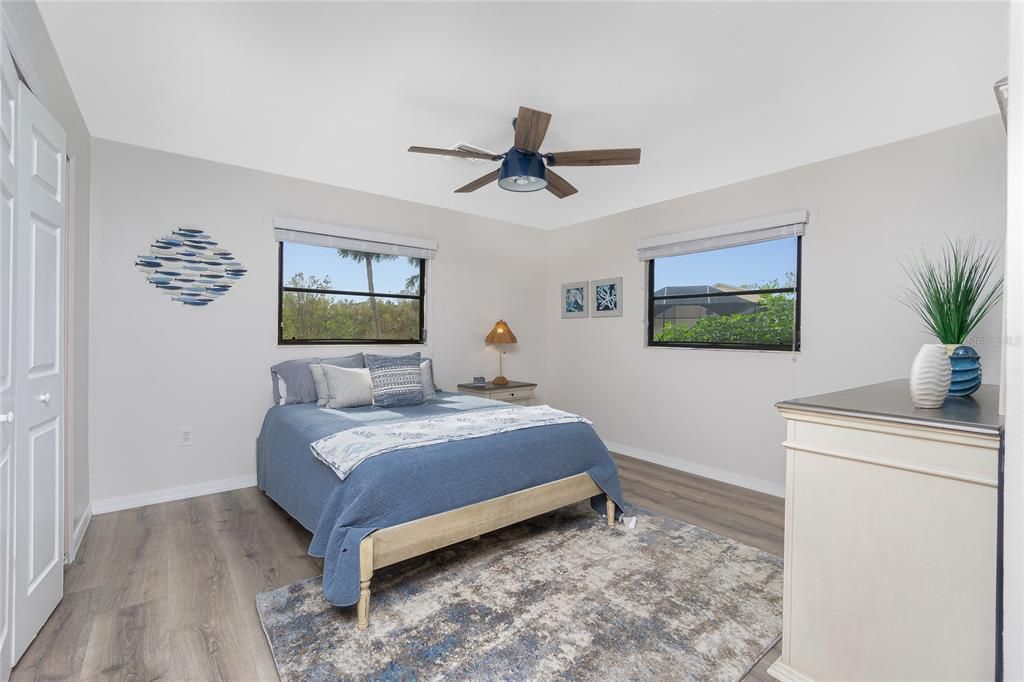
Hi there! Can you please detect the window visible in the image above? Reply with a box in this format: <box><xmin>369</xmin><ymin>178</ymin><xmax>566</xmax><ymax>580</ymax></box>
<box><xmin>641</xmin><ymin>214</ymin><xmax>804</xmax><ymax>351</ymax></box>
<box><xmin>278</xmin><ymin>242</ymin><xmax>425</xmax><ymax>344</ymax></box>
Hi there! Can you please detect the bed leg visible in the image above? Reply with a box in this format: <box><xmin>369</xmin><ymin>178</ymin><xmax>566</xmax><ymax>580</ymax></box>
<box><xmin>357</xmin><ymin>580</ymin><xmax>371</xmax><ymax>630</ymax></box>
<box><xmin>357</xmin><ymin>536</ymin><xmax>374</xmax><ymax>631</ymax></box>
<box><xmin>606</xmin><ymin>497</ymin><xmax>616</xmax><ymax>527</ymax></box>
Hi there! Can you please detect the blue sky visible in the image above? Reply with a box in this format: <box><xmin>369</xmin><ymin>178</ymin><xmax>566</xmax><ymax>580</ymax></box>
<box><xmin>285</xmin><ymin>236</ymin><xmax>796</xmax><ymax>295</ymax></box>
<box><xmin>653</xmin><ymin>237</ymin><xmax>796</xmax><ymax>291</ymax></box>
<box><xmin>283</xmin><ymin>244</ymin><xmax>419</xmax><ymax>294</ymax></box>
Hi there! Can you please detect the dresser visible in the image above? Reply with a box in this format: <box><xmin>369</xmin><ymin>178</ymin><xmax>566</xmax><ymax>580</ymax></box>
<box><xmin>769</xmin><ymin>380</ymin><xmax>1001</xmax><ymax>681</ymax></box>
<box><xmin>456</xmin><ymin>380</ymin><xmax>537</xmax><ymax>406</ymax></box>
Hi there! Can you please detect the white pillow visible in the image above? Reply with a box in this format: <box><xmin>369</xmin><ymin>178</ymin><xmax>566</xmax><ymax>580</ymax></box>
<box><xmin>323</xmin><ymin>365</ymin><xmax>373</xmax><ymax>409</ymax></box>
<box><xmin>277</xmin><ymin>376</ymin><xmax>288</xmax><ymax>405</ymax></box>
<box><xmin>309</xmin><ymin>363</ymin><xmax>329</xmax><ymax>406</ymax></box>
<box><xmin>421</xmin><ymin>359</ymin><xmax>437</xmax><ymax>400</ymax></box>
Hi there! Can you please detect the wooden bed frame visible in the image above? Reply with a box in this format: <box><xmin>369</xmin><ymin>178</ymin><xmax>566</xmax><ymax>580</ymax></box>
<box><xmin>356</xmin><ymin>473</ymin><xmax>615</xmax><ymax>629</ymax></box>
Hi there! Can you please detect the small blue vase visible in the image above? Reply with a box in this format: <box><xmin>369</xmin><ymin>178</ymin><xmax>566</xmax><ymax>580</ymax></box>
<box><xmin>948</xmin><ymin>345</ymin><xmax>982</xmax><ymax>397</ymax></box>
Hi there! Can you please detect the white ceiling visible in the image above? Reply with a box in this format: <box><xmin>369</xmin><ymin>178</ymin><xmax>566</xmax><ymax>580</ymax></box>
<box><xmin>38</xmin><ymin>1</ymin><xmax>1007</xmax><ymax>230</ymax></box>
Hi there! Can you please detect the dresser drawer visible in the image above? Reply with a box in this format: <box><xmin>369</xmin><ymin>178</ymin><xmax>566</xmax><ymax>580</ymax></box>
<box><xmin>457</xmin><ymin>381</ymin><xmax>537</xmax><ymax>405</ymax></box>
<box><xmin>487</xmin><ymin>387</ymin><xmax>534</xmax><ymax>403</ymax></box>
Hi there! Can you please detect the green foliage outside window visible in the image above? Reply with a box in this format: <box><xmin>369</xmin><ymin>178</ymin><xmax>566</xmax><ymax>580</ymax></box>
<box><xmin>280</xmin><ymin>246</ymin><xmax>423</xmax><ymax>344</ymax></box>
<box><xmin>654</xmin><ymin>290</ymin><xmax>796</xmax><ymax>346</ymax></box>
<box><xmin>653</xmin><ymin>276</ymin><xmax>797</xmax><ymax>348</ymax></box>
<box><xmin>280</xmin><ymin>272</ymin><xmax>421</xmax><ymax>341</ymax></box>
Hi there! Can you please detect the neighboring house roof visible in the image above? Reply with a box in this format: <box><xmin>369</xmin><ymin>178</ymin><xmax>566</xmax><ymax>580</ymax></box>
<box><xmin>712</xmin><ymin>283</ymin><xmax>766</xmax><ymax>304</ymax></box>
<box><xmin>652</xmin><ymin>285</ymin><xmax>761</xmax><ymax>317</ymax></box>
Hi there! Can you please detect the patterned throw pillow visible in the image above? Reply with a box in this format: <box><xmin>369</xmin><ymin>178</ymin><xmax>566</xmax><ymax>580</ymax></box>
<box><xmin>365</xmin><ymin>353</ymin><xmax>424</xmax><ymax>407</ymax></box>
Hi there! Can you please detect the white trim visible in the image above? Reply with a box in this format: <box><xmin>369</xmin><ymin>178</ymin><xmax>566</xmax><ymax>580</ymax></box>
<box><xmin>0</xmin><ymin>5</ymin><xmax>46</xmax><ymax>104</ymax></box>
<box><xmin>636</xmin><ymin>209</ymin><xmax>807</xmax><ymax>260</ymax></box>
<box><xmin>272</xmin><ymin>217</ymin><xmax>437</xmax><ymax>258</ymax></box>
<box><xmin>603</xmin><ymin>439</ymin><xmax>785</xmax><ymax>498</ymax></box>
<box><xmin>1002</xmin><ymin>4</ymin><xmax>1024</xmax><ymax>678</ymax></box>
<box><xmin>766</xmin><ymin>659</ymin><xmax>815</xmax><ymax>682</ymax></box>
<box><xmin>91</xmin><ymin>474</ymin><xmax>257</xmax><ymax>515</ymax></box>
<box><xmin>63</xmin><ymin>153</ymin><xmax>78</xmax><ymax>563</ymax></box>
<box><xmin>66</xmin><ymin>504</ymin><xmax>91</xmax><ymax>564</ymax></box>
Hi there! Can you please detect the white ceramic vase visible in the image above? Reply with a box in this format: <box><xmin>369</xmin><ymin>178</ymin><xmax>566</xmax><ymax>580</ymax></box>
<box><xmin>909</xmin><ymin>344</ymin><xmax>952</xmax><ymax>408</ymax></box>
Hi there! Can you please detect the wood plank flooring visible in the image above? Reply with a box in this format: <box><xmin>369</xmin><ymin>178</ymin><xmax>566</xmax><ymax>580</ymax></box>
<box><xmin>14</xmin><ymin>453</ymin><xmax>784</xmax><ymax>680</ymax></box>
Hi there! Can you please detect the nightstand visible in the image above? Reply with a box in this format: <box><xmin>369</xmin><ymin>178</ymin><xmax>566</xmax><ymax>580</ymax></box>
<box><xmin>456</xmin><ymin>380</ymin><xmax>537</xmax><ymax>406</ymax></box>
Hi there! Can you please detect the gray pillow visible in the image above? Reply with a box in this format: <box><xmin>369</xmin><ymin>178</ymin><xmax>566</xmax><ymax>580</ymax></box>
<box><xmin>309</xmin><ymin>363</ymin><xmax>329</xmax><ymax>406</ymax></box>
<box><xmin>365</xmin><ymin>353</ymin><xmax>424</xmax><ymax>407</ymax></box>
<box><xmin>421</xmin><ymin>359</ymin><xmax>437</xmax><ymax>400</ymax></box>
<box><xmin>271</xmin><ymin>353</ymin><xmax>364</xmax><ymax>405</ymax></box>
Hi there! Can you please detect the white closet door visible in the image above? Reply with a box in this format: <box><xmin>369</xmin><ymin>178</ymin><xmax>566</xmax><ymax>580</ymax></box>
<box><xmin>0</xmin><ymin>33</ymin><xmax>18</xmax><ymax>682</ymax></box>
<box><xmin>12</xmin><ymin>79</ymin><xmax>64</xmax><ymax>662</ymax></box>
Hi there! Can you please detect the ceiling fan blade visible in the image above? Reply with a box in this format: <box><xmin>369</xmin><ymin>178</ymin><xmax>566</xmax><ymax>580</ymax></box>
<box><xmin>546</xmin><ymin>148</ymin><xmax>641</xmax><ymax>166</ymax></box>
<box><xmin>545</xmin><ymin>169</ymin><xmax>578</xmax><ymax>199</ymax></box>
<box><xmin>513</xmin><ymin>107</ymin><xmax>552</xmax><ymax>153</ymax></box>
<box><xmin>408</xmin><ymin>146</ymin><xmax>500</xmax><ymax>161</ymax></box>
<box><xmin>454</xmin><ymin>169</ymin><xmax>501</xmax><ymax>193</ymax></box>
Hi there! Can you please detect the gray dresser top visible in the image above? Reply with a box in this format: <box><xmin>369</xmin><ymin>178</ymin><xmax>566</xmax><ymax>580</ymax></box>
<box><xmin>777</xmin><ymin>379</ymin><xmax>1003</xmax><ymax>435</ymax></box>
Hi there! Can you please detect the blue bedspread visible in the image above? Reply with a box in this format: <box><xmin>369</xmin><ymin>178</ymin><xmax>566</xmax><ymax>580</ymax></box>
<box><xmin>256</xmin><ymin>392</ymin><xmax>624</xmax><ymax>606</ymax></box>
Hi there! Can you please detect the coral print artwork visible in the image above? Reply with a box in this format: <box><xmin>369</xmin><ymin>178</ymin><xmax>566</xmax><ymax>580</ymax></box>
<box><xmin>592</xmin><ymin>277</ymin><xmax>622</xmax><ymax>317</ymax></box>
<box><xmin>561</xmin><ymin>281</ymin><xmax>588</xmax><ymax>319</ymax></box>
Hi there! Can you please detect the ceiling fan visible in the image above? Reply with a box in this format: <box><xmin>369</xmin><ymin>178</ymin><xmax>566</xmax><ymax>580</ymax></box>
<box><xmin>408</xmin><ymin>106</ymin><xmax>641</xmax><ymax>198</ymax></box>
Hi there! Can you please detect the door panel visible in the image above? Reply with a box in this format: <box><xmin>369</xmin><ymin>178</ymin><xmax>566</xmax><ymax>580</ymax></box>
<box><xmin>0</xmin><ymin>30</ymin><xmax>18</xmax><ymax>682</ymax></box>
<box><xmin>13</xmin><ymin>80</ymin><xmax>64</xmax><ymax>663</ymax></box>
<box><xmin>1</xmin><ymin>188</ymin><xmax>11</xmax><ymax>392</ymax></box>
<box><xmin>29</xmin><ymin>134</ymin><xmax>60</xmax><ymax>200</ymax></box>
<box><xmin>28</xmin><ymin>215</ymin><xmax>58</xmax><ymax>376</ymax></box>
<box><xmin>27</xmin><ymin>421</ymin><xmax>57</xmax><ymax>591</ymax></box>
<box><xmin>0</xmin><ymin>455</ymin><xmax>8</xmax><ymax>667</ymax></box>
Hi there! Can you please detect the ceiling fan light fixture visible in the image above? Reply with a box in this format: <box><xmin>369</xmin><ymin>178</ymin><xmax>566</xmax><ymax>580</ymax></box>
<box><xmin>498</xmin><ymin>148</ymin><xmax>547</xmax><ymax>192</ymax></box>
<box><xmin>409</xmin><ymin>106</ymin><xmax>640</xmax><ymax>197</ymax></box>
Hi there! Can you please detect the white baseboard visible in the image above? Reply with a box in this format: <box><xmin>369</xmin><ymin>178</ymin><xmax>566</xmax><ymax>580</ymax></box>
<box><xmin>92</xmin><ymin>474</ymin><xmax>258</xmax><ymax>515</ymax></box>
<box><xmin>66</xmin><ymin>504</ymin><xmax>92</xmax><ymax>564</ymax></box>
<box><xmin>766</xmin><ymin>659</ymin><xmax>813</xmax><ymax>682</ymax></box>
<box><xmin>603</xmin><ymin>440</ymin><xmax>786</xmax><ymax>498</ymax></box>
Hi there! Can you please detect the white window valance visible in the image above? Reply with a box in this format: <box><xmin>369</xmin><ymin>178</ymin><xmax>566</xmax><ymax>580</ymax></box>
<box><xmin>636</xmin><ymin>210</ymin><xmax>808</xmax><ymax>261</ymax></box>
<box><xmin>272</xmin><ymin>217</ymin><xmax>438</xmax><ymax>260</ymax></box>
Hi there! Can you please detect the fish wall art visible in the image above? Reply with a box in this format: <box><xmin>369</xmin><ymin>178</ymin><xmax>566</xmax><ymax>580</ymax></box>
<box><xmin>134</xmin><ymin>228</ymin><xmax>246</xmax><ymax>306</ymax></box>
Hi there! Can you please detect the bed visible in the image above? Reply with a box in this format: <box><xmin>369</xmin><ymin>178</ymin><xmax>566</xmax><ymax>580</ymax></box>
<box><xmin>256</xmin><ymin>391</ymin><xmax>624</xmax><ymax>629</ymax></box>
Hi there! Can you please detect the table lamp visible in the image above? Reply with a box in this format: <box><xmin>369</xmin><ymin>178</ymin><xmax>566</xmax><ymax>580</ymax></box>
<box><xmin>485</xmin><ymin>320</ymin><xmax>517</xmax><ymax>386</ymax></box>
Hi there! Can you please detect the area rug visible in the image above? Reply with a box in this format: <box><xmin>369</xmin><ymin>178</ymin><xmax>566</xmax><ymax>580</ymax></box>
<box><xmin>256</xmin><ymin>503</ymin><xmax>782</xmax><ymax>681</ymax></box>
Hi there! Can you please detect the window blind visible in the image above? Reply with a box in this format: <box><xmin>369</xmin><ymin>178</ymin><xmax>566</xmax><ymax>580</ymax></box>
<box><xmin>272</xmin><ymin>217</ymin><xmax>438</xmax><ymax>260</ymax></box>
<box><xmin>636</xmin><ymin>210</ymin><xmax>808</xmax><ymax>261</ymax></box>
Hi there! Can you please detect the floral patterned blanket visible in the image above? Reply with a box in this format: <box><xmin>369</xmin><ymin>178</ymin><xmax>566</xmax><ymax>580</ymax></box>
<box><xmin>310</xmin><ymin>405</ymin><xmax>591</xmax><ymax>481</ymax></box>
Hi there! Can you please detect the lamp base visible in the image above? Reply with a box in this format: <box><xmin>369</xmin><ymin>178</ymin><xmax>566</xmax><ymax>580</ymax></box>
<box><xmin>492</xmin><ymin>375</ymin><xmax>510</xmax><ymax>386</ymax></box>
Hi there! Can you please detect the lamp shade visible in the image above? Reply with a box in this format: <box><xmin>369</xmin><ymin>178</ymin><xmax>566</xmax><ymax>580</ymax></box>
<box><xmin>485</xmin><ymin>320</ymin><xmax>517</xmax><ymax>344</ymax></box>
<box><xmin>498</xmin><ymin>149</ymin><xmax>547</xmax><ymax>192</ymax></box>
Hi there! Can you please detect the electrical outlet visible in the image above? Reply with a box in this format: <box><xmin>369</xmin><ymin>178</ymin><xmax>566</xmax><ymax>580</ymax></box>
<box><xmin>178</xmin><ymin>426</ymin><xmax>195</xmax><ymax>447</ymax></box>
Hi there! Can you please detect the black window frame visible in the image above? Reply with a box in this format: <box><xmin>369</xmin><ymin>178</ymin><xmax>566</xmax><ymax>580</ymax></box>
<box><xmin>646</xmin><ymin>236</ymin><xmax>802</xmax><ymax>352</ymax></box>
<box><xmin>277</xmin><ymin>242</ymin><xmax>427</xmax><ymax>346</ymax></box>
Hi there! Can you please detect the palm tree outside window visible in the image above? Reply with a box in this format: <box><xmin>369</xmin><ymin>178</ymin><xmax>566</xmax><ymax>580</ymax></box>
<box><xmin>278</xmin><ymin>242</ymin><xmax>425</xmax><ymax>344</ymax></box>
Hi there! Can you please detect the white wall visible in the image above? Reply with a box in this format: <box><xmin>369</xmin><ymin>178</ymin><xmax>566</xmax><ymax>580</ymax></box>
<box><xmin>2</xmin><ymin>1</ymin><xmax>92</xmax><ymax>552</ymax></box>
<box><xmin>544</xmin><ymin>117</ymin><xmax>1008</xmax><ymax>496</ymax></box>
<box><xmin>88</xmin><ymin>140</ymin><xmax>547</xmax><ymax>509</ymax></box>
<box><xmin>1001</xmin><ymin>3</ymin><xmax>1022</xmax><ymax>677</ymax></box>
<box><xmin>89</xmin><ymin>116</ymin><xmax>1008</xmax><ymax>507</ymax></box>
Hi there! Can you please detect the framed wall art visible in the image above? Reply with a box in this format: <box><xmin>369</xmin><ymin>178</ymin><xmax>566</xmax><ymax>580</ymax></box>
<box><xmin>591</xmin><ymin>277</ymin><xmax>622</xmax><ymax>317</ymax></box>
